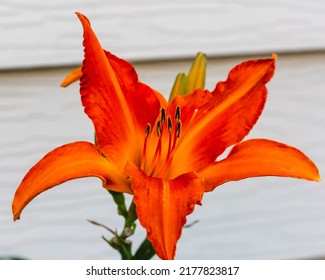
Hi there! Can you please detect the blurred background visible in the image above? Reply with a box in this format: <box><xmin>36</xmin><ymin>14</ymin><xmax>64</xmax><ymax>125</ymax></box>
<box><xmin>0</xmin><ymin>0</ymin><xmax>325</xmax><ymax>259</ymax></box>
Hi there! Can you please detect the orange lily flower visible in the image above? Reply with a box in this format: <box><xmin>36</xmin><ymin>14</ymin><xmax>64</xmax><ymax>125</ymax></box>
<box><xmin>12</xmin><ymin>12</ymin><xmax>320</xmax><ymax>260</ymax></box>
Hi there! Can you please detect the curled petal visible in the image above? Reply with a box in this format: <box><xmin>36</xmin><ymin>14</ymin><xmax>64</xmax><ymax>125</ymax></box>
<box><xmin>60</xmin><ymin>67</ymin><xmax>82</xmax><ymax>87</ymax></box>
<box><xmin>125</xmin><ymin>162</ymin><xmax>204</xmax><ymax>260</ymax></box>
<box><xmin>200</xmin><ymin>139</ymin><xmax>320</xmax><ymax>192</ymax></box>
<box><xmin>12</xmin><ymin>141</ymin><xmax>131</xmax><ymax>221</ymax></box>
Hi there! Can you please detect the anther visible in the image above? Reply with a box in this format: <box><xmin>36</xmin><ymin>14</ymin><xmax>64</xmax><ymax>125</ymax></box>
<box><xmin>176</xmin><ymin>121</ymin><xmax>182</xmax><ymax>138</ymax></box>
<box><xmin>167</xmin><ymin>116</ymin><xmax>173</xmax><ymax>132</ymax></box>
<box><xmin>160</xmin><ymin>108</ymin><xmax>166</xmax><ymax>124</ymax></box>
<box><xmin>156</xmin><ymin>120</ymin><xmax>161</xmax><ymax>136</ymax></box>
<box><xmin>145</xmin><ymin>123</ymin><xmax>151</xmax><ymax>137</ymax></box>
<box><xmin>175</xmin><ymin>106</ymin><xmax>181</xmax><ymax>121</ymax></box>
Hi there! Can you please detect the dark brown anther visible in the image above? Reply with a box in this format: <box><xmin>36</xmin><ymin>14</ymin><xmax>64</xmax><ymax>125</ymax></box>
<box><xmin>167</xmin><ymin>116</ymin><xmax>172</xmax><ymax>132</ymax></box>
<box><xmin>145</xmin><ymin>123</ymin><xmax>151</xmax><ymax>137</ymax></box>
<box><xmin>160</xmin><ymin>107</ymin><xmax>166</xmax><ymax>124</ymax></box>
<box><xmin>175</xmin><ymin>106</ymin><xmax>181</xmax><ymax>121</ymax></box>
<box><xmin>156</xmin><ymin>120</ymin><xmax>161</xmax><ymax>136</ymax></box>
<box><xmin>176</xmin><ymin>121</ymin><xmax>181</xmax><ymax>138</ymax></box>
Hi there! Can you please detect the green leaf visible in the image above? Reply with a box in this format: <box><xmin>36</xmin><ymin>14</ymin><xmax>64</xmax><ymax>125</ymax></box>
<box><xmin>133</xmin><ymin>238</ymin><xmax>156</xmax><ymax>260</ymax></box>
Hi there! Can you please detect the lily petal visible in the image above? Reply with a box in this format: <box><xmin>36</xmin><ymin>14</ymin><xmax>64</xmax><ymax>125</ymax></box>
<box><xmin>77</xmin><ymin>13</ymin><xmax>162</xmax><ymax>168</ymax></box>
<box><xmin>200</xmin><ymin>139</ymin><xmax>320</xmax><ymax>192</ymax></box>
<box><xmin>12</xmin><ymin>141</ymin><xmax>131</xmax><ymax>221</ymax></box>
<box><xmin>125</xmin><ymin>162</ymin><xmax>204</xmax><ymax>260</ymax></box>
<box><xmin>102</xmin><ymin>52</ymin><xmax>163</xmax><ymax>133</ymax></box>
<box><xmin>171</xmin><ymin>57</ymin><xmax>276</xmax><ymax>176</ymax></box>
<box><xmin>77</xmin><ymin>13</ymin><xmax>138</xmax><ymax>168</ymax></box>
<box><xmin>60</xmin><ymin>66</ymin><xmax>82</xmax><ymax>87</ymax></box>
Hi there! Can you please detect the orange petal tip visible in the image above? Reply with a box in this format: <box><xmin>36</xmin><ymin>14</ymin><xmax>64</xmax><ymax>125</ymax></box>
<box><xmin>60</xmin><ymin>67</ymin><xmax>82</xmax><ymax>87</ymax></box>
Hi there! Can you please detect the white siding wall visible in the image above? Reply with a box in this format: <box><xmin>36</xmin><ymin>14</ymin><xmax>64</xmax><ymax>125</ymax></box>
<box><xmin>1</xmin><ymin>0</ymin><xmax>325</xmax><ymax>260</ymax></box>
<box><xmin>1</xmin><ymin>0</ymin><xmax>325</xmax><ymax>69</ymax></box>
<box><xmin>0</xmin><ymin>53</ymin><xmax>324</xmax><ymax>259</ymax></box>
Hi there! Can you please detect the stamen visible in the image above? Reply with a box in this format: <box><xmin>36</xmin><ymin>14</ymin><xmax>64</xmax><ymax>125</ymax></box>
<box><xmin>170</xmin><ymin>109</ymin><xmax>198</xmax><ymax>154</ymax></box>
<box><xmin>167</xmin><ymin>116</ymin><xmax>172</xmax><ymax>132</ymax></box>
<box><xmin>145</xmin><ymin>123</ymin><xmax>151</xmax><ymax>137</ymax></box>
<box><xmin>147</xmin><ymin>137</ymin><xmax>162</xmax><ymax>176</ymax></box>
<box><xmin>154</xmin><ymin>120</ymin><xmax>181</xmax><ymax>178</ymax></box>
<box><xmin>142</xmin><ymin>105</ymin><xmax>193</xmax><ymax>178</ymax></box>
<box><xmin>175</xmin><ymin>106</ymin><xmax>181</xmax><ymax>121</ymax></box>
<box><xmin>156</xmin><ymin>120</ymin><xmax>161</xmax><ymax>137</ymax></box>
<box><xmin>160</xmin><ymin>108</ymin><xmax>166</xmax><ymax>124</ymax></box>
<box><xmin>176</xmin><ymin>121</ymin><xmax>182</xmax><ymax>138</ymax></box>
<box><xmin>141</xmin><ymin>123</ymin><xmax>151</xmax><ymax>170</ymax></box>
<box><xmin>166</xmin><ymin>119</ymin><xmax>173</xmax><ymax>159</ymax></box>
<box><xmin>147</xmin><ymin>119</ymin><xmax>164</xmax><ymax>175</ymax></box>
<box><xmin>157</xmin><ymin>108</ymin><xmax>198</xmax><ymax>178</ymax></box>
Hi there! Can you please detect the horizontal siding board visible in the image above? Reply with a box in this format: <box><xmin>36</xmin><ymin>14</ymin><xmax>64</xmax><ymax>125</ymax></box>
<box><xmin>0</xmin><ymin>52</ymin><xmax>324</xmax><ymax>259</ymax></box>
<box><xmin>1</xmin><ymin>0</ymin><xmax>325</xmax><ymax>69</ymax></box>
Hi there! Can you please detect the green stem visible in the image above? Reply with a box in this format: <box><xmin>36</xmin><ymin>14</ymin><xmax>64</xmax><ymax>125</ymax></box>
<box><xmin>106</xmin><ymin>191</ymin><xmax>138</xmax><ymax>259</ymax></box>
<box><xmin>101</xmin><ymin>191</ymin><xmax>157</xmax><ymax>260</ymax></box>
